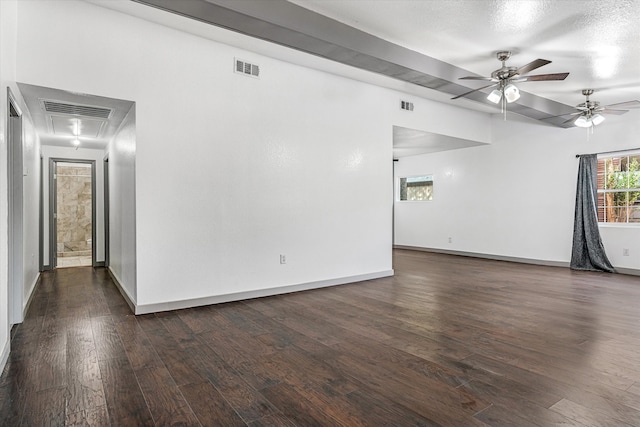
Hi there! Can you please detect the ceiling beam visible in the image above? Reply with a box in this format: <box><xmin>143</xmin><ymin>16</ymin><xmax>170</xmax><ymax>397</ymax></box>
<box><xmin>132</xmin><ymin>0</ymin><xmax>576</xmax><ymax>127</ymax></box>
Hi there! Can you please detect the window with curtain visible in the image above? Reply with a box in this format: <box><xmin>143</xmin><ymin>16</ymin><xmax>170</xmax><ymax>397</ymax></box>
<box><xmin>597</xmin><ymin>153</ymin><xmax>640</xmax><ymax>224</ymax></box>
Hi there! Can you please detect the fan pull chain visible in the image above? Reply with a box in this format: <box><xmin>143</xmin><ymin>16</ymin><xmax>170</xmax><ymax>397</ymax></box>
<box><xmin>502</xmin><ymin>95</ymin><xmax>507</xmax><ymax>121</ymax></box>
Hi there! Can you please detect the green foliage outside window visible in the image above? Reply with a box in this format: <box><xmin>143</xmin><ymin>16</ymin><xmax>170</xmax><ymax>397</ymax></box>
<box><xmin>599</xmin><ymin>156</ymin><xmax>640</xmax><ymax>223</ymax></box>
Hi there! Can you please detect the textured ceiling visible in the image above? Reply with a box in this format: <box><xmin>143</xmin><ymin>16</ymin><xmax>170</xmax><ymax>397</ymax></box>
<box><xmin>28</xmin><ymin>0</ymin><xmax>639</xmax><ymax>153</ymax></box>
<box><xmin>288</xmin><ymin>0</ymin><xmax>640</xmax><ymax>109</ymax></box>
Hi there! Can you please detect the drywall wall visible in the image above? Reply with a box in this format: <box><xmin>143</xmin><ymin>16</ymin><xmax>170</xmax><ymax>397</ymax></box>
<box><xmin>41</xmin><ymin>145</ymin><xmax>106</xmax><ymax>266</ymax></box>
<box><xmin>21</xmin><ymin>106</ymin><xmax>41</xmax><ymax>311</ymax></box>
<box><xmin>394</xmin><ymin>111</ymin><xmax>640</xmax><ymax>272</ymax></box>
<box><xmin>0</xmin><ymin>0</ymin><xmax>18</xmax><ymax>371</ymax></box>
<box><xmin>106</xmin><ymin>105</ymin><xmax>136</xmax><ymax>303</ymax></box>
<box><xmin>15</xmin><ymin>0</ymin><xmax>491</xmax><ymax>311</ymax></box>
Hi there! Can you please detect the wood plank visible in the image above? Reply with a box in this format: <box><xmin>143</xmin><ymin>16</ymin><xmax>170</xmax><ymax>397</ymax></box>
<box><xmin>550</xmin><ymin>398</ymin><xmax>636</xmax><ymax>427</ymax></box>
<box><xmin>144</xmin><ymin>325</ymin><xmax>206</xmax><ymax>387</ymax></box>
<box><xmin>20</xmin><ymin>386</ymin><xmax>66</xmax><ymax>426</ymax></box>
<box><xmin>4</xmin><ymin>251</ymin><xmax>640</xmax><ymax>426</ymax></box>
<box><xmin>65</xmin><ymin>406</ymin><xmax>110</xmax><ymax>426</ymax></box>
<box><xmin>135</xmin><ymin>365</ymin><xmax>201</xmax><ymax>426</ymax></box>
<box><xmin>179</xmin><ymin>380</ymin><xmax>246</xmax><ymax>426</ymax></box>
<box><xmin>189</xmin><ymin>344</ymin><xmax>278</xmax><ymax>422</ymax></box>
<box><xmin>247</xmin><ymin>412</ymin><xmax>296</xmax><ymax>427</ymax></box>
<box><xmin>90</xmin><ymin>316</ymin><xmax>126</xmax><ymax>361</ymax></box>
<box><xmin>259</xmin><ymin>382</ymin><xmax>347</xmax><ymax>426</ymax></box>
<box><xmin>98</xmin><ymin>356</ymin><xmax>155</xmax><ymax>426</ymax></box>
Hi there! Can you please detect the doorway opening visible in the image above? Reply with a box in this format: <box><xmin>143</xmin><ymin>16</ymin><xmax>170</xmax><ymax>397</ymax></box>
<box><xmin>50</xmin><ymin>159</ymin><xmax>96</xmax><ymax>268</ymax></box>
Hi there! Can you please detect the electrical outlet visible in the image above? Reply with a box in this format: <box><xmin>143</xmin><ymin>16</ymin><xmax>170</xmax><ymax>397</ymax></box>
<box><xmin>448</xmin><ymin>237</ymin><xmax>452</xmax><ymax>244</ymax></box>
<box><xmin>623</xmin><ymin>248</ymin><xmax>630</xmax><ymax>256</ymax></box>
<box><xmin>280</xmin><ymin>254</ymin><xmax>286</xmax><ymax>264</ymax></box>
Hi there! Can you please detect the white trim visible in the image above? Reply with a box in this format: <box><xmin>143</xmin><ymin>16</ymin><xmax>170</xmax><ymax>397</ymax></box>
<box><xmin>597</xmin><ymin>149</ymin><xmax>640</xmax><ymax>159</ymax></box>
<box><xmin>615</xmin><ymin>267</ymin><xmax>640</xmax><ymax>277</ymax></box>
<box><xmin>395</xmin><ymin>245</ymin><xmax>569</xmax><ymax>267</ymax></box>
<box><xmin>394</xmin><ymin>245</ymin><xmax>640</xmax><ymax>276</ymax></box>
<box><xmin>0</xmin><ymin>339</ymin><xmax>9</xmax><ymax>376</ymax></box>
<box><xmin>107</xmin><ymin>267</ymin><xmax>136</xmax><ymax>314</ymax></box>
<box><xmin>134</xmin><ymin>270</ymin><xmax>395</xmax><ymax>315</ymax></box>
<box><xmin>22</xmin><ymin>273</ymin><xmax>41</xmax><ymax>319</ymax></box>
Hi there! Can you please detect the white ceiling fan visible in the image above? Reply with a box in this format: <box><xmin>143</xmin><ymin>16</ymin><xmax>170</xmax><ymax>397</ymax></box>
<box><xmin>451</xmin><ymin>51</ymin><xmax>570</xmax><ymax>113</ymax></box>
<box><xmin>542</xmin><ymin>89</ymin><xmax>640</xmax><ymax>128</ymax></box>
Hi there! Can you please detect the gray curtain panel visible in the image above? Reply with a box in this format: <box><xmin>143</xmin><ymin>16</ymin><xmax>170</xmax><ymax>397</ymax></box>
<box><xmin>570</xmin><ymin>154</ymin><xmax>615</xmax><ymax>272</ymax></box>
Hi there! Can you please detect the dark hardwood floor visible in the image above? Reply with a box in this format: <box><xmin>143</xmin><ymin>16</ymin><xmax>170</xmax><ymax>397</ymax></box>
<box><xmin>2</xmin><ymin>249</ymin><xmax>640</xmax><ymax>426</ymax></box>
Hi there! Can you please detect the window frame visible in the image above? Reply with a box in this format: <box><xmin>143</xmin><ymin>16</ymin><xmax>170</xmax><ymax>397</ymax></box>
<box><xmin>597</xmin><ymin>151</ymin><xmax>640</xmax><ymax>225</ymax></box>
<box><xmin>397</xmin><ymin>174</ymin><xmax>434</xmax><ymax>202</ymax></box>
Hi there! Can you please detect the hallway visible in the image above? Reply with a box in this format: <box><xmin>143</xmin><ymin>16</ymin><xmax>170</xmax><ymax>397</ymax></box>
<box><xmin>2</xmin><ymin>251</ymin><xmax>640</xmax><ymax>425</ymax></box>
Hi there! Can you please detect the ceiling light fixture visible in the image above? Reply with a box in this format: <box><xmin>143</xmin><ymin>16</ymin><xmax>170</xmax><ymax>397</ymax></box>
<box><xmin>486</xmin><ymin>81</ymin><xmax>521</xmax><ymax>119</ymax></box>
<box><xmin>71</xmin><ymin>118</ymin><xmax>81</xmax><ymax>150</ymax></box>
<box><xmin>574</xmin><ymin>115</ymin><xmax>592</xmax><ymax>128</ymax></box>
<box><xmin>487</xmin><ymin>89</ymin><xmax>502</xmax><ymax>104</ymax></box>
<box><xmin>503</xmin><ymin>84</ymin><xmax>520</xmax><ymax>103</ymax></box>
<box><xmin>574</xmin><ymin>112</ymin><xmax>606</xmax><ymax>128</ymax></box>
<box><xmin>591</xmin><ymin>113</ymin><xmax>605</xmax><ymax>126</ymax></box>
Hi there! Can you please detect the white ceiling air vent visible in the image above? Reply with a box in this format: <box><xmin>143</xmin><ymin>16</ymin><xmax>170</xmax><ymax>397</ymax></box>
<box><xmin>400</xmin><ymin>100</ymin><xmax>414</xmax><ymax>111</ymax></box>
<box><xmin>235</xmin><ymin>58</ymin><xmax>260</xmax><ymax>78</ymax></box>
<box><xmin>41</xmin><ymin>99</ymin><xmax>113</xmax><ymax>119</ymax></box>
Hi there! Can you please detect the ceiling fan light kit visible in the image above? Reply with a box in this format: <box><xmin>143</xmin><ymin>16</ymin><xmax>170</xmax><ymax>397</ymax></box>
<box><xmin>503</xmin><ymin>84</ymin><xmax>520</xmax><ymax>103</ymax></box>
<box><xmin>540</xmin><ymin>88</ymin><xmax>639</xmax><ymax>132</ymax></box>
<box><xmin>453</xmin><ymin>50</ymin><xmax>568</xmax><ymax>120</ymax></box>
<box><xmin>591</xmin><ymin>114</ymin><xmax>605</xmax><ymax>126</ymax></box>
<box><xmin>574</xmin><ymin>115</ymin><xmax>593</xmax><ymax>128</ymax></box>
<box><xmin>487</xmin><ymin>89</ymin><xmax>502</xmax><ymax>104</ymax></box>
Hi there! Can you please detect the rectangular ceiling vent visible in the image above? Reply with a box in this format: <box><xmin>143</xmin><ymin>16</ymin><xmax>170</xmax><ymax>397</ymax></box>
<box><xmin>235</xmin><ymin>58</ymin><xmax>260</xmax><ymax>78</ymax></box>
<box><xmin>41</xmin><ymin>100</ymin><xmax>112</xmax><ymax>119</ymax></box>
<box><xmin>400</xmin><ymin>100</ymin><xmax>414</xmax><ymax>111</ymax></box>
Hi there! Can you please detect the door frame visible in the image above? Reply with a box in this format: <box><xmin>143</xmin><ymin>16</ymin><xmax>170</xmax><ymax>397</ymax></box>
<box><xmin>103</xmin><ymin>155</ymin><xmax>110</xmax><ymax>268</ymax></box>
<box><xmin>7</xmin><ymin>88</ymin><xmax>24</xmax><ymax>325</ymax></box>
<box><xmin>49</xmin><ymin>158</ymin><xmax>97</xmax><ymax>268</ymax></box>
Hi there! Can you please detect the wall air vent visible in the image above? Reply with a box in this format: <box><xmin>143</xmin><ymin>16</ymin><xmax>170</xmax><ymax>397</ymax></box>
<box><xmin>235</xmin><ymin>58</ymin><xmax>260</xmax><ymax>78</ymax></box>
<box><xmin>41</xmin><ymin>100</ymin><xmax>112</xmax><ymax>119</ymax></box>
<box><xmin>400</xmin><ymin>101</ymin><xmax>414</xmax><ymax>111</ymax></box>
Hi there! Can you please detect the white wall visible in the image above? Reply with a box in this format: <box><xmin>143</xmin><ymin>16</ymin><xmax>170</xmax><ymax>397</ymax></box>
<box><xmin>395</xmin><ymin>111</ymin><xmax>640</xmax><ymax>272</ymax></box>
<box><xmin>40</xmin><ymin>145</ymin><xmax>106</xmax><ymax>266</ymax></box>
<box><xmin>0</xmin><ymin>0</ymin><xmax>18</xmax><ymax>370</ymax></box>
<box><xmin>14</xmin><ymin>0</ymin><xmax>492</xmax><ymax>312</ymax></box>
<box><xmin>21</xmin><ymin>107</ymin><xmax>41</xmax><ymax>307</ymax></box>
<box><xmin>106</xmin><ymin>105</ymin><xmax>136</xmax><ymax>302</ymax></box>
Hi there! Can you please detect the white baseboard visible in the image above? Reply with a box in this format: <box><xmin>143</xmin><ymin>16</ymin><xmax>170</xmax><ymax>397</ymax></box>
<box><xmin>394</xmin><ymin>245</ymin><xmax>570</xmax><ymax>267</ymax></box>
<box><xmin>616</xmin><ymin>267</ymin><xmax>640</xmax><ymax>276</ymax></box>
<box><xmin>106</xmin><ymin>267</ymin><xmax>137</xmax><ymax>314</ymax></box>
<box><xmin>134</xmin><ymin>270</ymin><xmax>395</xmax><ymax>315</ymax></box>
<box><xmin>394</xmin><ymin>245</ymin><xmax>640</xmax><ymax>276</ymax></box>
<box><xmin>22</xmin><ymin>273</ymin><xmax>41</xmax><ymax>319</ymax></box>
<box><xmin>0</xmin><ymin>338</ymin><xmax>9</xmax><ymax>376</ymax></box>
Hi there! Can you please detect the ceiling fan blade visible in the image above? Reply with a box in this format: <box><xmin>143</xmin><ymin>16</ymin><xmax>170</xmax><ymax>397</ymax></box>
<box><xmin>600</xmin><ymin>108</ymin><xmax>629</xmax><ymax>115</ymax></box>
<box><xmin>459</xmin><ymin>76</ymin><xmax>495</xmax><ymax>81</ymax></box>
<box><xmin>514</xmin><ymin>58</ymin><xmax>551</xmax><ymax>76</ymax></box>
<box><xmin>516</xmin><ymin>72</ymin><xmax>570</xmax><ymax>82</ymax></box>
<box><xmin>451</xmin><ymin>83</ymin><xmax>498</xmax><ymax>100</ymax></box>
<box><xmin>562</xmin><ymin>116</ymin><xmax>578</xmax><ymax>125</ymax></box>
<box><xmin>604</xmin><ymin>100</ymin><xmax>640</xmax><ymax>109</ymax></box>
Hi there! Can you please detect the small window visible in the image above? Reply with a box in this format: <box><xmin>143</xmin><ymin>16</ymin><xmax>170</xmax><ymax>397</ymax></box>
<box><xmin>597</xmin><ymin>154</ymin><xmax>640</xmax><ymax>224</ymax></box>
<box><xmin>399</xmin><ymin>175</ymin><xmax>433</xmax><ymax>201</ymax></box>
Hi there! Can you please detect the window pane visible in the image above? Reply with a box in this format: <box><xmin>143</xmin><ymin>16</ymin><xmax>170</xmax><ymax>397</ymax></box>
<box><xmin>399</xmin><ymin>176</ymin><xmax>433</xmax><ymax>201</ymax></box>
<box><xmin>605</xmin><ymin>206</ymin><xmax>628</xmax><ymax>223</ymax></box>
<box><xmin>630</xmin><ymin>205</ymin><xmax>640</xmax><ymax>223</ymax></box>
<box><xmin>630</xmin><ymin>155</ymin><xmax>640</xmax><ymax>190</ymax></box>
<box><xmin>597</xmin><ymin>154</ymin><xmax>640</xmax><ymax>224</ymax></box>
